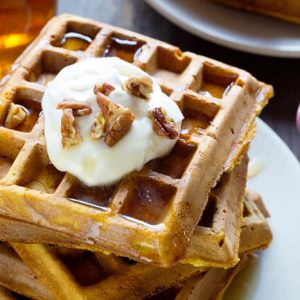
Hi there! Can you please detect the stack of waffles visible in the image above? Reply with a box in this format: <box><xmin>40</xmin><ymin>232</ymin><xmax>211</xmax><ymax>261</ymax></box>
<box><xmin>0</xmin><ymin>14</ymin><xmax>273</xmax><ymax>299</ymax></box>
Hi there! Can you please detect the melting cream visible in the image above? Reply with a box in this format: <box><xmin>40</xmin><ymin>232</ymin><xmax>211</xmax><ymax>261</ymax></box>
<box><xmin>42</xmin><ymin>57</ymin><xmax>183</xmax><ymax>186</ymax></box>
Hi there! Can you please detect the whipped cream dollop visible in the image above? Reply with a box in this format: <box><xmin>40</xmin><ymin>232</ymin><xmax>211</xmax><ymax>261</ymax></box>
<box><xmin>42</xmin><ymin>57</ymin><xmax>183</xmax><ymax>186</ymax></box>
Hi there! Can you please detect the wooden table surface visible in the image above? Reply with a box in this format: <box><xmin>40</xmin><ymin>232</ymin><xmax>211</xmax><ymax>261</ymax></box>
<box><xmin>59</xmin><ymin>0</ymin><xmax>300</xmax><ymax>160</ymax></box>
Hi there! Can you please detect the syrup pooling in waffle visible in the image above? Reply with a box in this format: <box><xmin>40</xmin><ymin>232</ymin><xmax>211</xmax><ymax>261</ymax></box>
<box><xmin>198</xmin><ymin>61</ymin><xmax>239</xmax><ymax>99</ymax></box>
<box><xmin>53</xmin><ymin>19</ymin><xmax>100</xmax><ymax>52</ymax></box>
<box><xmin>60</xmin><ymin>32</ymin><xmax>92</xmax><ymax>51</ymax></box>
<box><xmin>67</xmin><ymin>180</ymin><xmax>116</xmax><ymax>209</ymax></box>
<box><xmin>180</xmin><ymin>93</ymin><xmax>220</xmax><ymax>136</ymax></box>
<box><xmin>104</xmin><ymin>36</ymin><xmax>145</xmax><ymax>63</ymax></box>
<box><xmin>0</xmin><ymin>14</ymin><xmax>273</xmax><ymax>266</ymax></box>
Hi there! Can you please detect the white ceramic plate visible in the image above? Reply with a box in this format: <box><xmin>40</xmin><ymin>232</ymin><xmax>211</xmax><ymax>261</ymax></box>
<box><xmin>223</xmin><ymin>118</ymin><xmax>300</xmax><ymax>300</ymax></box>
<box><xmin>145</xmin><ymin>0</ymin><xmax>300</xmax><ymax>57</ymax></box>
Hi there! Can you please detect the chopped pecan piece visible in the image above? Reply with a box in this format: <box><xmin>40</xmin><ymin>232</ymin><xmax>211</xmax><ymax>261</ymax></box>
<box><xmin>94</xmin><ymin>90</ymin><xmax>135</xmax><ymax>147</ymax></box>
<box><xmin>123</xmin><ymin>76</ymin><xmax>153</xmax><ymax>100</ymax></box>
<box><xmin>90</xmin><ymin>114</ymin><xmax>105</xmax><ymax>140</ymax></box>
<box><xmin>61</xmin><ymin>108</ymin><xmax>82</xmax><ymax>148</ymax></box>
<box><xmin>57</xmin><ymin>98</ymin><xmax>92</xmax><ymax>116</ymax></box>
<box><xmin>4</xmin><ymin>103</ymin><xmax>27</xmax><ymax>129</ymax></box>
<box><xmin>94</xmin><ymin>82</ymin><xmax>115</xmax><ymax>96</ymax></box>
<box><xmin>151</xmin><ymin>107</ymin><xmax>178</xmax><ymax>140</ymax></box>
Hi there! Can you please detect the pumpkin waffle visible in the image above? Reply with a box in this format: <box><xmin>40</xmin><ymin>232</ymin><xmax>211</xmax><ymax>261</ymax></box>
<box><xmin>0</xmin><ymin>14</ymin><xmax>273</xmax><ymax>266</ymax></box>
<box><xmin>0</xmin><ymin>254</ymin><xmax>256</xmax><ymax>300</ymax></box>
<box><xmin>213</xmin><ymin>0</ymin><xmax>300</xmax><ymax>24</ymax></box>
<box><xmin>152</xmin><ymin>253</ymin><xmax>256</xmax><ymax>300</ymax></box>
<box><xmin>0</xmin><ymin>243</ymin><xmax>50</xmax><ymax>299</ymax></box>
<box><xmin>0</xmin><ymin>191</ymin><xmax>272</xmax><ymax>300</ymax></box>
<box><xmin>0</xmin><ymin>155</ymin><xmax>248</xmax><ymax>269</ymax></box>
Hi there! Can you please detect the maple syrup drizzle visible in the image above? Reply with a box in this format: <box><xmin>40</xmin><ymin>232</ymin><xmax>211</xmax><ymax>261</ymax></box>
<box><xmin>68</xmin><ymin>181</ymin><xmax>115</xmax><ymax>209</ymax></box>
<box><xmin>181</xmin><ymin>105</ymin><xmax>213</xmax><ymax>136</ymax></box>
<box><xmin>120</xmin><ymin>178</ymin><xmax>176</xmax><ymax>225</ymax></box>
<box><xmin>199</xmin><ymin>65</ymin><xmax>238</xmax><ymax>99</ymax></box>
<box><xmin>181</xmin><ymin>118</ymin><xmax>208</xmax><ymax>136</ymax></box>
<box><xmin>199</xmin><ymin>81</ymin><xmax>227</xmax><ymax>99</ymax></box>
<box><xmin>199</xmin><ymin>80</ymin><xmax>235</xmax><ymax>99</ymax></box>
<box><xmin>60</xmin><ymin>32</ymin><xmax>92</xmax><ymax>51</ymax></box>
<box><xmin>104</xmin><ymin>37</ymin><xmax>144</xmax><ymax>63</ymax></box>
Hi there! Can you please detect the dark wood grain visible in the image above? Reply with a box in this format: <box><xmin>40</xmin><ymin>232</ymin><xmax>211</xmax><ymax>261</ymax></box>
<box><xmin>58</xmin><ymin>0</ymin><xmax>300</xmax><ymax>160</ymax></box>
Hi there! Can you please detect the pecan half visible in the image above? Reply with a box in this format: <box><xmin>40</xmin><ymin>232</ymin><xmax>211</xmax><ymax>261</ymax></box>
<box><xmin>94</xmin><ymin>82</ymin><xmax>115</xmax><ymax>96</ymax></box>
<box><xmin>90</xmin><ymin>114</ymin><xmax>105</xmax><ymax>140</ymax></box>
<box><xmin>150</xmin><ymin>107</ymin><xmax>178</xmax><ymax>140</ymax></box>
<box><xmin>4</xmin><ymin>103</ymin><xmax>27</xmax><ymax>129</ymax></box>
<box><xmin>123</xmin><ymin>76</ymin><xmax>153</xmax><ymax>100</ymax></box>
<box><xmin>94</xmin><ymin>91</ymin><xmax>135</xmax><ymax>147</ymax></box>
<box><xmin>61</xmin><ymin>108</ymin><xmax>82</xmax><ymax>148</ymax></box>
<box><xmin>57</xmin><ymin>98</ymin><xmax>92</xmax><ymax>116</ymax></box>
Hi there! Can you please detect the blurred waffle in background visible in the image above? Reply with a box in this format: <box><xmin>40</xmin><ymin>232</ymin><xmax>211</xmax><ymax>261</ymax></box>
<box><xmin>213</xmin><ymin>0</ymin><xmax>300</xmax><ymax>24</ymax></box>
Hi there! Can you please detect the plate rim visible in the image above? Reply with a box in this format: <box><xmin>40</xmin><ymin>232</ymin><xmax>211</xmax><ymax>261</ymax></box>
<box><xmin>255</xmin><ymin>119</ymin><xmax>299</xmax><ymax>167</ymax></box>
<box><xmin>145</xmin><ymin>0</ymin><xmax>300</xmax><ymax>58</ymax></box>
<box><xmin>223</xmin><ymin>118</ymin><xmax>300</xmax><ymax>299</ymax></box>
